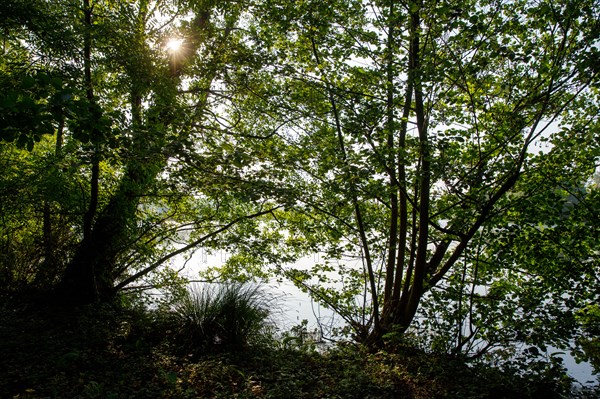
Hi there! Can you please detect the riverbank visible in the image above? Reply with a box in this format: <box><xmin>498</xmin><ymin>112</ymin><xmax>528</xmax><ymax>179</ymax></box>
<box><xmin>0</xmin><ymin>294</ymin><xmax>596</xmax><ymax>398</ymax></box>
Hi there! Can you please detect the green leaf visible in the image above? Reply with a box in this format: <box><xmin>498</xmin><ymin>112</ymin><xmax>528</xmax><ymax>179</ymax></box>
<box><xmin>21</xmin><ymin>75</ymin><xmax>36</xmax><ymax>90</ymax></box>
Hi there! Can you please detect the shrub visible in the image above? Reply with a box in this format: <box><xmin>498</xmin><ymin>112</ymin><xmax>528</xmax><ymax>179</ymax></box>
<box><xmin>172</xmin><ymin>283</ymin><xmax>272</xmax><ymax>352</ymax></box>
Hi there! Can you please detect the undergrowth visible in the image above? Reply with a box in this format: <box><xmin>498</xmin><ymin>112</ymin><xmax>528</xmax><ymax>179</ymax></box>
<box><xmin>1</xmin><ymin>290</ymin><xmax>598</xmax><ymax>398</ymax></box>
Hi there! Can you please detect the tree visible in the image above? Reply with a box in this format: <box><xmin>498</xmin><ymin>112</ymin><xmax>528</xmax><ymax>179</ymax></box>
<box><xmin>413</xmin><ymin>163</ymin><xmax>599</xmax><ymax>363</ymax></box>
<box><xmin>0</xmin><ymin>0</ymin><xmax>283</xmax><ymax>304</ymax></box>
<box><xmin>1</xmin><ymin>0</ymin><xmax>94</xmax><ymax>288</ymax></box>
<box><xmin>227</xmin><ymin>0</ymin><xmax>600</xmax><ymax>347</ymax></box>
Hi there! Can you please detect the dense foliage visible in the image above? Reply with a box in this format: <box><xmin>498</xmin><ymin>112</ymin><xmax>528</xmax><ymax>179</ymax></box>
<box><xmin>0</xmin><ymin>0</ymin><xmax>598</xmax><ymax>390</ymax></box>
<box><xmin>0</xmin><ymin>0</ymin><xmax>283</xmax><ymax>303</ymax></box>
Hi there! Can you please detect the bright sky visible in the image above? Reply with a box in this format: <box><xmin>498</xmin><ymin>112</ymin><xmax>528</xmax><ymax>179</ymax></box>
<box><xmin>165</xmin><ymin>37</ymin><xmax>184</xmax><ymax>52</ymax></box>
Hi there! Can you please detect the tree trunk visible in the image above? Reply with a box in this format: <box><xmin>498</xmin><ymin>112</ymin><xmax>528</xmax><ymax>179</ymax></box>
<box><xmin>57</xmin><ymin>159</ymin><xmax>163</xmax><ymax>304</ymax></box>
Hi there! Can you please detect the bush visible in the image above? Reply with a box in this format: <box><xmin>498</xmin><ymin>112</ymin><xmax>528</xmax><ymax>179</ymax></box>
<box><xmin>172</xmin><ymin>283</ymin><xmax>272</xmax><ymax>352</ymax></box>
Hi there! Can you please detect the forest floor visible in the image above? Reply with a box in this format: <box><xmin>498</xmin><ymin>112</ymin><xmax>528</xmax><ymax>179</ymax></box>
<box><xmin>0</xmin><ymin>292</ymin><xmax>588</xmax><ymax>399</ymax></box>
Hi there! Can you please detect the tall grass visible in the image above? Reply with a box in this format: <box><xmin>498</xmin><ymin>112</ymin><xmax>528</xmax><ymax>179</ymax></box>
<box><xmin>173</xmin><ymin>283</ymin><xmax>273</xmax><ymax>351</ymax></box>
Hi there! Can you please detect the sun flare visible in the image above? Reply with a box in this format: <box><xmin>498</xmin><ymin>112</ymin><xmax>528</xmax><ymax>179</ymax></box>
<box><xmin>165</xmin><ymin>38</ymin><xmax>184</xmax><ymax>53</ymax></box>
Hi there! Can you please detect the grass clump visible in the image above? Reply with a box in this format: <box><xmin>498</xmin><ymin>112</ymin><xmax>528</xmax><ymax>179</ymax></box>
<box><xmin>172</xmin><ymin>283</ymin><xmax>272</xmax><ymax>352</ymax></box>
